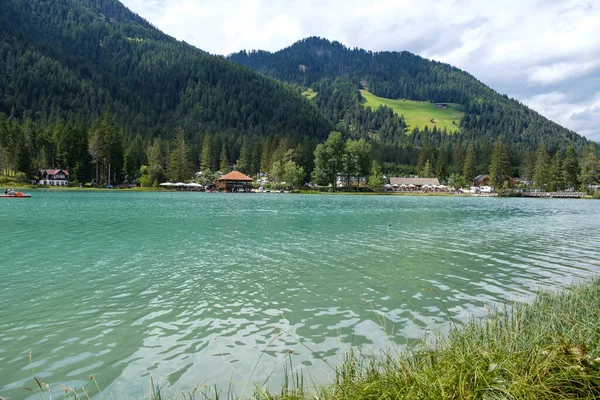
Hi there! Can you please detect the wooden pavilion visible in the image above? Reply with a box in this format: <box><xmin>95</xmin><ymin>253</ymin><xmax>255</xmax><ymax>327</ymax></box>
<box><xmin>216</xmin><ymin>171</ymin><xmax>253</xmax><ymax>192</ymax></box>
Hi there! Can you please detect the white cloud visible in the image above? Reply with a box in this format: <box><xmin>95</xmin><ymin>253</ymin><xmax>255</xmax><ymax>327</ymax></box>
<box><xmin>524</xmin><ymin>91</ymin><xmax>600</xmax><ymax>141</ymax></box>
<box><xmin>121</xmin><ymin>0</ymin><xmax>600</xmax><ymax>141</ymax></box>
<box><xmin>528</xmin><ymin>61</ymin><xmax>600</xmax><ymax>84</ymax></box>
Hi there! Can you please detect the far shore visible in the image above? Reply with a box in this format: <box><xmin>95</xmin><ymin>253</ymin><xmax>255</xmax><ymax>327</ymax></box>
<box><xmin>3</xmin><ymin>184</ymin><xmax>595</xmax><ymax>198</ymax></box>
<box><xmin>2</xmin><ymin>185</ymin><xmax>472</xmax><ymax>196</ymax></box>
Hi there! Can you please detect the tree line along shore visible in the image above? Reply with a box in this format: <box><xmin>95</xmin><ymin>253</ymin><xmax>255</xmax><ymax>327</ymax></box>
<box><xmin>1</xmin><ymin>114</ymin><xmax>599</xmax><ymax>194</ymax></box>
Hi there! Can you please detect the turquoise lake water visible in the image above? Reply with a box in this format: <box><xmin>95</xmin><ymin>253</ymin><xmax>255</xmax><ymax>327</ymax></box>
<box><xmin>1</xmin><ymin>191</ymin><xmax>599</xmax><ymax>398</ymax></box>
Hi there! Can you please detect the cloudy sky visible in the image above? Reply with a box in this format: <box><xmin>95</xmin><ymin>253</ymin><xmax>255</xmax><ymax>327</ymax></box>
<box><xmin>121</xmin><ymin>0</ymin><xmax>600</xmax><ymax>141</ymax></box>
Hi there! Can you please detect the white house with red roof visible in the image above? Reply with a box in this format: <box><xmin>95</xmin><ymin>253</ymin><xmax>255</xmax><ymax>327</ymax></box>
<box><xmin>39</xmin><ymin>169</ymin><xmax>69</xmax><ymax>186</ymax></box>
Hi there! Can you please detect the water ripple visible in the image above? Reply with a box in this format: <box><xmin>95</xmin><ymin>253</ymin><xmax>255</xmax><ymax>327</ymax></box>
<box><xmin>1</xmin><ymin>193</ymin><xmax>599</xmax><ymax>398</ymax></box>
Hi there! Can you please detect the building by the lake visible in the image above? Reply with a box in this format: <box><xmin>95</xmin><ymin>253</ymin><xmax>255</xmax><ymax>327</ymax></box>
<box><xmin>216</xmin><ymin>171</ymin><xmax>253</xmax><ymax>192</ymax></box>
<box><xmin>473</xmin><ymin>174</ymin><xmax>515</xmax><ymax>188</ymax></box>
<box><xmin>473</xmin><ymin>174</ymin><xmax>490</xmax><ymax>187</ymax></box>
<box><xmin>39</xmin><ymin>169</ymin><xmax>69</xmax><ymax>186</ymax></box>
<box><xmin>389</xmin><ymin>177</ymin><xmax>440</xmax><ymax>191</ymax></box>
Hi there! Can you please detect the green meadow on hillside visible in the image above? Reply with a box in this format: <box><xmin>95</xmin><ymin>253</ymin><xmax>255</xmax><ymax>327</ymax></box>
<box><xmin>302</xmin><ymin>88</ymin><xmax>318</xmax><ymax>100</ymax></box>
<box><xmin>360</xmin><ymin>89</ymin><xmax>464</xmax><ymax>133</ymax></box>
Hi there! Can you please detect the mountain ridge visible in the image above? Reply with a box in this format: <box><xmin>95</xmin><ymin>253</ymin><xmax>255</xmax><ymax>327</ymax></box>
<box><xmin>229</xmin><ymin>36</ymin><xmax>590</xmax><ymax>152</ymax></box>
<box><xmin>0</xmin><ymin>0</ymin><xmax>331</xmax><ymax>139</ymax></box>
<box><xmin>0</xmin><ymin>1</ymin><xmax>595</xmax><ymax>185</ymax></box>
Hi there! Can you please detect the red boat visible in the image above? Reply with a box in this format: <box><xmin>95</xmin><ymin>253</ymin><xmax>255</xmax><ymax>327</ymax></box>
<box><xmin>1</xmin><ymin>191</ymin><xmax>31</xmax><ymax>198</ymax></box>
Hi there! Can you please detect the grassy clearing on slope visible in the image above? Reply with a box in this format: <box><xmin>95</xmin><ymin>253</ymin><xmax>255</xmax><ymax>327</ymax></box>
<box><xmin>301</xmin><ymin>88</ymin><xmax>318</xmax><ymax>100</ymax></box>
<box><xmin>360</xmin><ymin>89</ymin><xmax>464</xmax><ymax>133</ymax></box>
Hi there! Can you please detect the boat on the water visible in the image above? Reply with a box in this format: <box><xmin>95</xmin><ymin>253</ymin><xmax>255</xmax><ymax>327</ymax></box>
<box><xmin>1</xmin><ymin>191</ymin><xmax>31</xmax><ymax>198</ymax></box>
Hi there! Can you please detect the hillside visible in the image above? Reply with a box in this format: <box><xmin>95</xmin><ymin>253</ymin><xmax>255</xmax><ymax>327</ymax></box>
<box><xmin>229</xmin><ymin>37</ymin><xmax>592</xmax><ymax>158</ymax></box>
<box><xmin>0</xmin><ymin>0</ymin><xmax>330</xmax><ymax>139</ymax></box>
<box><xmin>0</xmin><ymin>2</ymin><xmax>595</xmax><ymax>184</ymax></box>
<box><xmin>360</xmin><ymin>90</ymin><xmax>463</xmax><ymax>133</ymax></box>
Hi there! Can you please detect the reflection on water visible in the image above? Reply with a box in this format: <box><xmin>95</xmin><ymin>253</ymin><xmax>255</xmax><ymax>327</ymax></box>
<box><xmin>1</xmin><ymin>192</ymin><xmax>599</xmax><ymax>398</ymax></box>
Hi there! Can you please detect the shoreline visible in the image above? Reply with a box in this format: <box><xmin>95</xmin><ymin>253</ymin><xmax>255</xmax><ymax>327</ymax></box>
<box><xmin>183</xmin><ymin>278</ymin><xmax>600</xmax><ymax>398</ymax></box>
<box><xmin>272</xmin><ymin>277</ymin><xmax>600</xmax><ymax>399</ymax></box>
<box><xmin>0</xmin><ymin>186</ymin><xmax>472</xmax><ymax>196</ymax></box>
<box><xmin>2</xmin><ymin>185</ymin><xmax>595</xmax><ymax>198</ymax></box>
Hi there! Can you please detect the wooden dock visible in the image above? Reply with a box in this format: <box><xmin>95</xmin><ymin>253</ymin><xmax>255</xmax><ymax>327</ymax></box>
<box><xmin>522</xmin><ymin>192</ymin><xmax>585</xmax><ymax>198</ymax></box>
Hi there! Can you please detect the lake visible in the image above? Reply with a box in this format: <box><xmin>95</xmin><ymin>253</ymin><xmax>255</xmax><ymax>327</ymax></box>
<box><xmin>1</xmin><ymin>191</ymin><xmax>599</xmax><ymax>398</ymax></box>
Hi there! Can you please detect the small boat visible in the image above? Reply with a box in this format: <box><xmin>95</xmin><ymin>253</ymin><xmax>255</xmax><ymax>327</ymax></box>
<box><xmin>1</xmin><ymin>191</ymin><xmax>31</xmax><ymax>198</ymax></box>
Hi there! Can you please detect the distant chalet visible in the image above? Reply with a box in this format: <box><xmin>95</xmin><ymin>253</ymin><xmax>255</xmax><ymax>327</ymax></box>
<box><xmin>39</xmin><ymin>169</ymin><xmax>69</xmax><ymax>186</ymax></box>
<box><xmin>216</xmin><ymin>171</ymin><xmax>253</xmax><ymax>192</ymax></box>
<box><xmin>435</xmin><ymin>103</ymin><xmax>450</xmax><ymax>108</ymax></box>
<box><xmin>389</xmin><ymin>177</ymin><xmax>440</xmax><ymax>190</ymax></box>
<box><xmin>473</xmin><ymin>174</ymin><xmax>516</xmax><ymax>188</ymax></box>
<box><xmin>473</xmin><ymin>174</ymin><xmax>490</xmax><ymax>187</ymax></box>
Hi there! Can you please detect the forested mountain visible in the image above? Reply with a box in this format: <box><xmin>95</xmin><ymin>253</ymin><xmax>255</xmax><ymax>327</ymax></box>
<box><xmin>0</xmin><ymin>0</ymin><xmax>329</xmax><ymax>138</ymax></box>
<box><xmin>0</xmin><ymin>0</ymin><xmax>335</xmax><ymax>184</ymax></box>
<box><xmin>230</xmin><ymin>37</ymin><xmax>594</xmax><ymax>172</ymax></box>
<box><xmin>0</xmin><ymin>0</ymin><xmax>596</xmax><ymax>188</ymax></box>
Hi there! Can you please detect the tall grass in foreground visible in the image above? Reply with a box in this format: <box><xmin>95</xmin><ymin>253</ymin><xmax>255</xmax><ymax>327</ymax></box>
<box><xmin>14</xmin><ymin>279</ymin><xmax>600</xmax><ymax>399</ymax></box>
<box><xmin>260</xmin><ymin>279</ymin><xmax>600</xmax><ymax>399</ymax></box>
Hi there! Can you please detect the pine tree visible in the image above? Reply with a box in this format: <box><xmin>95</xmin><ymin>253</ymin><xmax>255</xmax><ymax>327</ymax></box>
<box><xmin>562</xmin><ymin>146</ymin><xmax>579</xmax><ymax>190</ymax></box>
<box><xmin>260</xmin><ymin>137</ymin><xmax>275</xmax><ymax>173</ymax></box>
<box><xmin>533</xmin><ymin>141</ymin><xmax>550</xmax><ymax>191</ymax></box>
<box><xmin>219</xmin><ymin>143</ymin><xmax>230</xmax><ymax>173</ymax></box>
<box><xmin>15</xmin><ymin>133</ymin><xmax>33</xmax><ymax>178</ymax></box>
<box><xmin>167</xmin><ymin>129</ymin><xmax>193</xmax><ymax>182</ymax></box>
<box><xmin>0</xmin><ymin>114</ymin><xmax>10</xmax><ymax>174</ymax></box>
<box><xmin>451</xmin><ymin>143</ymin><xmax>464</xmax><ymax>174</ymax></box>
<box><xmin>88</xmin><ymin>113</ymin><xmax>124</xmax><ymax>185</ymax></box>
<box><xmin>200</xmin><ymin>134</ymin><xmax>214</xmax><ymax>171</ymax></box>
<box><xmin>71</xmin><ymin>119</ymin><xmax>93</xmax><ymax>183</ymax></box>
<box><xmin>149</xmin><ymin>138</ymin><xmax>167</xmax><ymax>170</ymax></box>
<box><xmin>102</xmin><ymin>114</ymin><xmax>124</xmax><ymax>185</ymax></box>
<box><xmin>579</xmin><ymin>144</ymin><xmax>599</xmax><ymax>192</ymax></box>
<box><xmin>520</xmin><ymin>151</ymin><xmax>535</xmax><ymax>183</ymax></box>
<box><xmin>124</xmin><ymin>135</ymin><xmax>147</xmax><ymax>181</ymax></box>
<box><xmin>235</xmin><ymin>137</ymin><xmax>250</xmax><ymax>173</ymax></box>
<box><xmin>421</xmin><ymin>160</ymin><xmax>434</xmax><ymax>178</ymax></box>
<box><xmin>250</xmin><ymin>144</ymin><xmax>262</xmax><ymax>177</ymax></box>
<box><xmin>548</xmin><ymin>151</ymin><xmax>566</xmax><ymax>191</ymax></box>
<box><xmin>462</xmin><ymin>143</ymin><xmax>476</xmax><ymax>183</ymax></box>
<box><xmin>489</xmin><ymin>139</ymin><xmax>511</xmax><ymax>188</ymax></box>
<box><xmin>294</xmin><ymin>138</ymin><xmax>315</xmax><ymax>183</ymax></box>
<box><xmin>435</xmin><ymin>148</ymin><xmax>448</xmax><ymax>181</ymax></box>
<box><xmin>417</xmin><ymin>144</ymin><xmax>431</xmax><ymax>172</ymax></box>
<box><xmin>88</xmin><ymin>119</ymin><xmax>103</xmax><ymax>185</ymax></box>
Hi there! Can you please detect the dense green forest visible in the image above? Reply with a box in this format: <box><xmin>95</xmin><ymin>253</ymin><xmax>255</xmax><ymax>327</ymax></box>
<box><xmin>0</xmin><ymin>1</ymin><xmax>597</xmax><ymax>189</ymax></box>
<box><xmin>0</xmin><ymin>0</ymin><xmax>330</xmax><ymax>138</ymax></box>
<box><xmin>229</xmin><ymin>37</ymin><xmax>595</xmax><ymax>172</ymax></box>
<box><xmin>0</xmin><ymin>112</ymin><xmax>321</xmax><ymax>186</ymax></box>
<box><xmin>0</xmin><ymin>0</ymin><xmax>332</xmax><ymax>183</ymax></box>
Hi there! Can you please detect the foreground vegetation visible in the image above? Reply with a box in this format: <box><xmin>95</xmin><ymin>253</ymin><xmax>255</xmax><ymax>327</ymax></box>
<box><xmin>22</xmin><ymin>279</ymin><xmax>600</xmax><ymax>399</ymax></box>
<box><xmin>263</xmin><ymin>278</ymin><xmax>600</xmax><ymax>399</ymax></box>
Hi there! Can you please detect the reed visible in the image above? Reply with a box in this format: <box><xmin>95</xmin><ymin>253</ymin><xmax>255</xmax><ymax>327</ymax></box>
<box><xmin>271</xmin><ymin>278</ymin><xmax>600</xmax><ymax>399</ymax></box>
